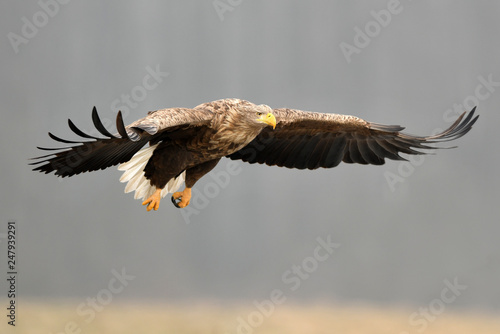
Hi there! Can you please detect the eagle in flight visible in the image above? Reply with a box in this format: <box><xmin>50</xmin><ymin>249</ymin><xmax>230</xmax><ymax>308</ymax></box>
<box><xmin>31</xmin><ymin>99</ymin><xmax>478</xmax><ymax>211</ymax></box>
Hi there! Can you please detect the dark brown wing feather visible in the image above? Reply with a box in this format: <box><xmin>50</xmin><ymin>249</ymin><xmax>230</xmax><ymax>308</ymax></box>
<box><xmin>31</xmin><ymin>107</ymin><xmax>214</xmax><ymax>177</ymax></box>
<box><xmin>228</xmin><ymin>107</ymin><xmax>478</xmax><ymax>169</ymax></box>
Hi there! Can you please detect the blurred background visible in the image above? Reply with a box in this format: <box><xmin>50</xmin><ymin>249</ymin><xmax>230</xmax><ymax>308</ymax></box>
<box><xmin>1</xmin><ymin>1</ymin><xmax>499</xmax><ymax>332</ymax></box>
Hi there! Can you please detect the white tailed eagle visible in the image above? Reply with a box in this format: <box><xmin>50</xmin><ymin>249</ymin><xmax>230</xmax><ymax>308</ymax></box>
<box><xmin>31</xmin><ymin>99</ymin><xmax>478</xmax><ymax>211</ymax></box>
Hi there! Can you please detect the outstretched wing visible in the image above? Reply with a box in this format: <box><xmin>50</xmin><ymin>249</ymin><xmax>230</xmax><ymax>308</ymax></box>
<box><xmin>228</xmin><ymin>107</ymin><xmax>478</xmax><ymax>169</ymax></box>
<box><xmin>30</xmin><ymin>107</ymin><xmax>214</xmax><ymax>177</ymax></box>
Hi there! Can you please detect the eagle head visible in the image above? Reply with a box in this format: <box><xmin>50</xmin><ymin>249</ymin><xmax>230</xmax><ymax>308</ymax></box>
<box><xmin>254</xmin><ymin>104</ymin><xmax>277</xmax><ymax>129</ymax></box>
<box><xmin>228</xmin><ymin>101</ymin><xmax>277</xmax><ymax>132</ymax></box>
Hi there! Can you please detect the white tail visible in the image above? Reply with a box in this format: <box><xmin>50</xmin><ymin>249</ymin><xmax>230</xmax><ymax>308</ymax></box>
<box><xmin>118</xmin><ymin>144</ymin><xmax>185</xmax><ymax>201</ymax></box>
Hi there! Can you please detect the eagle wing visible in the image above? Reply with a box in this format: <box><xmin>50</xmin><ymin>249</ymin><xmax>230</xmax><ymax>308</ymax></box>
<box><xmin>228</xmin><ymin>107</ymin><xmax>478</xmax><ymax>169</ymax></box>
<box><xmin>30</xmin><ymin>107</ymin><xmax>214</xmax><ymax>177</ymax></box>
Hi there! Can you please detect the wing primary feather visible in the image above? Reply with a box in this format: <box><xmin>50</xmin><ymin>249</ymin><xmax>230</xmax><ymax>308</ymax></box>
<box><xmin>68</xmin><ymin>119</ymin><xmax>100</xmax><ymax>139</ymax></box>
<box><xmin>115</xmin><ymin>111</ymin><xmax>130</xmax><ymax>139</ymax></box>
<box><xmin>29</xmin><ymin>152</ymin><xmax>59</xmax><ymax>163</ymax></box>
<box><xmin>444</xmin><ymin>111</ymin><xmax>478</xmax><ymax>139</ymax></box>
<box><xmin>432</xmin><ymin>111</ymin><xmax>468</xmax><ymax>139</ymax></box>
<box><xmin>373</xmin><ymin>138</ymin><xmax>407</xmax><ymax>161</ymax></box>
<box><xmin>447</xmin><ymin>111</ymin><xmax>473</xmax><ymax>135</ymax></box>
<box><xmin>48</xmin><ymin>132</ymin><xmax>85</xmax><ymax>144</ymax></box>
<box><xmin>393</xmin><ymin>136</ymin><xmax>435</xmax><ymax>149</ymax></box>
<box><xmin>399</xmin><ymin>108</ymin><xmax>477</xmax><ymax>142</ymax></box>
<box><xmin>388</xmin><ymin>138</ymin><xmax>427</xmax><ymax>155</ymax></box>
<box><xmin>92</xmin><ymin>107</ymin><xmax>118</xmax><ymax>138</ymax></box>
<box><xmin>34</xmin><ymin>146</ymin><xmax>71</xmax><ymax>151</ymax></box>
<box><xmin>380</xmin><ymin>138</ymin><xmax>418</xmax><ymax>156</ymax></box>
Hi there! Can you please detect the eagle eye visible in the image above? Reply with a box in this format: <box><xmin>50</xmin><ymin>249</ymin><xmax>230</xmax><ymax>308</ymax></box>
<box><xmin>256</xmin><ymin>112</ymin><xmax>263</xmax><ymax>116</ymax></box>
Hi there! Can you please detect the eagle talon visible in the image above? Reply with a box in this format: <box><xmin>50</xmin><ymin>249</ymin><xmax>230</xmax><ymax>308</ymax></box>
<box><xmin>171</xmin><ymin>196</ymin><xmax>182</xmax><ymax>208</ymax></box>
<box><xmin>171</xmin><ymin>188</ymin><xmax>191</xmax><ymax>208</ymax></box>
<box><xmin>142</xmin><ymin>188</ymin><xmax>162</xmax><ymax>211</ymax></box>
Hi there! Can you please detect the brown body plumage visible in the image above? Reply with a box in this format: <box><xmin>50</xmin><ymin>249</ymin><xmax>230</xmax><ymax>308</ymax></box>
<box><xmin>31</xmin><ymin>98</ymin><xmax>478</xmax><ymax>211</ymax></box>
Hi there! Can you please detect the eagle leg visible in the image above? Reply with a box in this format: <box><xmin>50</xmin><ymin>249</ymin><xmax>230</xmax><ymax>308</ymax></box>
<box><xmin>142</xmin><ymin>188</ymin><xmax>162</xmax><ymax>211</ymax></box>
<box><xmin>171</xmin><ymin>187</ymin><xmax>192</xmax><ymax>208</ymax></box>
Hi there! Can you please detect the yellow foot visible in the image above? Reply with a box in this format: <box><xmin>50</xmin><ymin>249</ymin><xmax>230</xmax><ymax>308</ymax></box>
<box><xmin>171</xmin><ymin>187</ymin><xmax>192</xmax><ymax>208</ymax></box>
<box><xmin>142</xmin><ymin>189</ymin><xmax>162</xmax><ymax>211</ymax></box>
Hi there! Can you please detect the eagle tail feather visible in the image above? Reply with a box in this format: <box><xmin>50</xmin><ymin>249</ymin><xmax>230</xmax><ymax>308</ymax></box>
<box><xmin>118</xmin><ymin>144</ymin><xmax>185</xmax><ymax>201</ymax></box>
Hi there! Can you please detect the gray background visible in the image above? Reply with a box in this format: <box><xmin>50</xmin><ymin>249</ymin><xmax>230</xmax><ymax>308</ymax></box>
<box><xmin>1</xmin><ymin>0</ymin><xmax>499</xmax><ymax>312</ymax></box>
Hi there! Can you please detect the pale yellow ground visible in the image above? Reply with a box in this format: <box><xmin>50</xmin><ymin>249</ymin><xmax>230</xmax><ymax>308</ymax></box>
<box><xmin>2</xmin><ymin>300</ymin><xmax>499</xmax><ymax>334</ymax></box>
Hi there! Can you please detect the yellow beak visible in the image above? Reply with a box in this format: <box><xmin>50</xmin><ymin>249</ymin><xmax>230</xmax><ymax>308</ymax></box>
<box><xmin>258</xmin><ymin>113</ymin><xmax>277</xmax><ymax>129</ymax></box>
